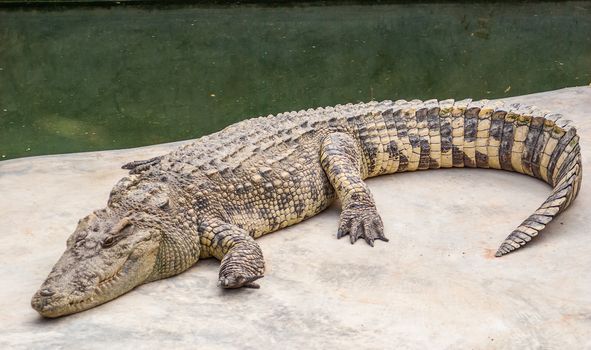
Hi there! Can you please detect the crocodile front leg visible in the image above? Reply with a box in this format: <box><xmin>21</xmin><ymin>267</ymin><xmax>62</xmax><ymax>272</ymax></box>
<box><xmin>200</xmin><ymin>221</ymin><xmax>265</xmax><ymax>289</ymax></box>
<box><xmin>320</xmin><ymin>132</ymin><xmax>389</xmax><ymax>246</ymax></box>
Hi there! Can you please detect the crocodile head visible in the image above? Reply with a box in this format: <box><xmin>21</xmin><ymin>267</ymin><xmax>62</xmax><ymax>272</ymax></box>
<box><xmin>31</xmin><ymin>177</ymin><xmax>201</xmax><ymax>318</ymax></box>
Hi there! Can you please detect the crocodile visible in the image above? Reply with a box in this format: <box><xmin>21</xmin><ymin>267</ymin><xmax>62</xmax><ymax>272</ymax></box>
<box><xmin>31</xmin><ymin>98</ymin><xmax>582</xmax><ymax>318</ymax></box>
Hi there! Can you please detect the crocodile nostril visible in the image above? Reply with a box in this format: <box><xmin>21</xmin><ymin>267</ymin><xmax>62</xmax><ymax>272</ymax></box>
<box><xmin>39</xmin><ymin>288</ymin><xmax>55</xmax><ymax>297</ymax></box>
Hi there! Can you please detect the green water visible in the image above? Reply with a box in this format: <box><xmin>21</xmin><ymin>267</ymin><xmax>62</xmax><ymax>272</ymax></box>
<box><xmin>1</xmin><ymin>2</ymin><xmax>590</xmax><ymax>160</ymax></box>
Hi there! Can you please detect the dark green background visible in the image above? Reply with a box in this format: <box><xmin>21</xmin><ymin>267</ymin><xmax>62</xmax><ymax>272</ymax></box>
<box><xmin>1</xmin><ymin>2</ymin><xmax>590</xmax><ymax>160</ymax></box>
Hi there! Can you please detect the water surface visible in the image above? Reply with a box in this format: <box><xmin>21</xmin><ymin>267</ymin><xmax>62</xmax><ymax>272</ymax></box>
<box><xmin>1</xmin><ymin>2</ymin><xmax>590</xmax><ymax>160</ymax></box>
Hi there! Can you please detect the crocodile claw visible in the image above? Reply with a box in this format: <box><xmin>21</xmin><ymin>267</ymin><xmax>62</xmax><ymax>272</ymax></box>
<box><xmin>337</xmin><ymin>206</ymin><xmax>389</xmax><ymax>246</ymax></box>
<box><xmin>218</xmin><ymin>274</ymin><xmax>264</xmax><ymax>289</ymax></box>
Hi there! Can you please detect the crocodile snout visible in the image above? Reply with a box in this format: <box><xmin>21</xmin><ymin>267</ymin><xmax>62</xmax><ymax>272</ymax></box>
<box><xmin>39</xmin><ymin>288</ymin><xmax>55</xmax><ymax>297</ymax></box>
<box><xmin>31</xmin><ymin>288</ymin><xmax>56</xmax><ymax>313</ymax></box>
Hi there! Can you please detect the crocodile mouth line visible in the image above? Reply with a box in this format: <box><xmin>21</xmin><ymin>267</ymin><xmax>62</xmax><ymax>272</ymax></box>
<box><xmin>60</xmin><ymin>260</ymin><xmax>128</xmax><ymax>311</ymax></box>
<box><xmin>97</xmin><ymin>263</ymin><xmax>125</xmax><ymax>288</ymax></box>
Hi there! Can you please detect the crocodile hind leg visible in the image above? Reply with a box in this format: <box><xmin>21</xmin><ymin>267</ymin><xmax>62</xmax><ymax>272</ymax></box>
<box><xmin>320</xmin><ymin>132</ymin><xmax>389</xmax><ymax>246</ymax></box>
<box><xmin>200</xmin><ymin>221</ymin><xmax>265</xmax><ymax>288</ymax></box>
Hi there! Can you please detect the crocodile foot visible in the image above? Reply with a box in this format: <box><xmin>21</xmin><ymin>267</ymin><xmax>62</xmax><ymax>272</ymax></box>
<box><xmin>218</xmin><ymin>273</ymin><xmax>264</xmax><ymax>289</ymax></box>
<box><xmin>337</xmin><ymin>205</ymin><xmax>389</xmax><ymax>246</ymax></box>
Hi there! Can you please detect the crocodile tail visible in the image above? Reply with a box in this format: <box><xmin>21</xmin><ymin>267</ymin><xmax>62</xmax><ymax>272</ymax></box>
<box><xmin>495</xmin><ymin>122</ymin><xmax>582</xmax><ymax>257</ymax></box>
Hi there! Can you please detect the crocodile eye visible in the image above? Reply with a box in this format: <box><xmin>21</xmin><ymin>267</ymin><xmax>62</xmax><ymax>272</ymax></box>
<box><xmin>101</xmin><ymin>235</ymin><xmax>121</xmax><ymax>248</ymax></box>
<box><xmin>101</xmin><ymin>218</ymin><xmax>133</xmax><ymax>248</ymax></box>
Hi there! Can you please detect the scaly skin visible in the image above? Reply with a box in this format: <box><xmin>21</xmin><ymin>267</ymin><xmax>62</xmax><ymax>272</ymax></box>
<box><xmin>31</xmin><ymin>99</ymin><xmax>582</xmax><ymax>317</ymax></box>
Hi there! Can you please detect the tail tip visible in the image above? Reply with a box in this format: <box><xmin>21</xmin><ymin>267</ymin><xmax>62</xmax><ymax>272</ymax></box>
<box><xmin>494</xmin><ymin>243</ymin><xmax>515</xmax><ymax>257</ymax></box>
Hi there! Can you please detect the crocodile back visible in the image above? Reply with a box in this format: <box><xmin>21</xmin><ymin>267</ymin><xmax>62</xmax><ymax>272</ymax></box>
<box><xmin>144</xmin><ymin>98</ymin><xmax>581</xmax><ymax>256</ymax></box>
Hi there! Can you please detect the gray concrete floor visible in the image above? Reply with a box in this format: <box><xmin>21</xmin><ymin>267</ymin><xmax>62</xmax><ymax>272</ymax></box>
<box><xmin>1</xmin><ymin>87</ymin><xmax>590</xmax><ymax>349</ymax></box>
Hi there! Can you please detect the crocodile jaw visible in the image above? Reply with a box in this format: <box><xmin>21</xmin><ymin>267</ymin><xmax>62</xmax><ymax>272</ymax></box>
<box><xmin>31</xmin><ymin>239</ymin><xmax>159</xmax><ymax>318</ymax></box>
